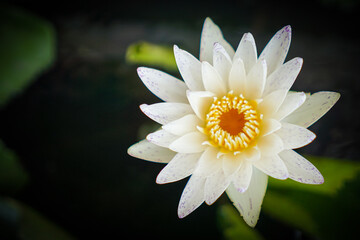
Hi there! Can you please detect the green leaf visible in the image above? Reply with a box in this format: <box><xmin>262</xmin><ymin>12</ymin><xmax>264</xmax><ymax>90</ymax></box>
<box><xmin>268</xmin><ymin>155</ymin><xmax>360</xmax><ymax>196</ymax></box>
<box><xmin>1</xmin><ymin>198</ymin><xmax>76</xmax><ymax>240</ymax></box>
<box><xmin>0</xmin><ymin>140</ymin><xmax>28</xmax><ymax>194</ymax></box>
<box><xmin>126</xmin><ymin>41</ymin><xmax>177</xmax><ymax>71</ymax></box>
<box><xmin>217</xmin><ymin>204</ymin><xmax>265</xmax><ymax>240</ymax></box>
<box><xmin>262</xmin><ymin>190</ymin><xmax>319</xmax><ymax>236</ymax></box>
<box><xmin>0</xmin><ymin>5</ymin><xmax>56</xmax><ymax>107</ymax></box>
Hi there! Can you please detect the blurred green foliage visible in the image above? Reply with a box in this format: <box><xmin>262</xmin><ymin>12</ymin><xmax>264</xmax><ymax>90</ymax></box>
<box><xmin>126</xmin><ymin>41</ymin><xmax>177</xmax><ymax>71</ymax></box>
<box><xmin>217</xmin><ymin>204</ymin><xmax>265</xmax><ymax>240</ymax></box>
<box><xmin>0</xmin><ymin>140</ymin><xmax>28</xmax><ymax>194</ymax></box>
<box><xmin>0</xmin><ymin>5</ymin><xmax>66</xmax><ymax>240</ymax></box>
<box><xmin>0</xmin><ymin>5</ymin><xmax>55</xmax><ymax>107</ymax></box>
<box><xmin>1</xmin><ymin>198</ymin><xmax>76</xmax><ymax>240</ymax></box>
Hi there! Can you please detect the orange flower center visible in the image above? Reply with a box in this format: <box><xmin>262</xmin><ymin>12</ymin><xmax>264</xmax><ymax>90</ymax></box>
<box><xmin>205</xmin><ymin>92</ymin><xmax>261</xmax><ymax>152</ymax></box>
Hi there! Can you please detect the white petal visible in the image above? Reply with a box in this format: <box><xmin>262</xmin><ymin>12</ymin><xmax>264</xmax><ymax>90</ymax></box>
<box><xmin>213</xmin><ymin>42</ymin><xmax>232</xmax><ymax>84</ymax></box>
<box><xmin>282</xmin><ymin>91</ymin><xmax>340</xmax><ymax>128</ymax></box>
<box><xmin>174</xmin><ymin>45</ymin><xmax>204</xmax><ymax>91</ymax></box>
<box><xmin>228</xmin><ymin>58</ymin><xmax>246</xmax><ymax>96</ymax></box>
<box><xmin>257</xmin><ymin>134</ymin><xmax>284</xmax><ymax>155</ymax></box>
<box><xmin>178</xmin><ymin>174</ymin><xmax>206</xmax><ymax>218</ymax></box>
<box><xmin>202</xmin><ymin>61</ymin><xmax>227</xmax><ymax>96</ymax></box>
<box><xmin>222</xmin><ymin>154</ymin><xmax>242</xmax><ymax>177</ymax></box>
<box><xmin>200</xmin><ymin>17</ymin><xmax>235</xmax><ymax>64</ymax></box>
<box><xmin>257</xmin><ymin>89</ymin><xmax>288</xmax><ymax>117</ymax></box>
<box><xmin>275</xmin><ymin>122</ymin><xmax>316</xmax><ymax>149</ymax></box>
<box><xmin>226</xmin><ymin>166</ymin><xmax>268</xmax><ymax>227</ymax></box>
<box><xmin>253</xmin><ymin>154</ymin><xmax>288</xmax><ymax>180</ymax></box>
<box><xmin>127</xmin><ymin>139</ymin><xmax>176</xmax><ymax>163</ymax></box>
<box><xmin>137</xmin><ymin>67</ymin><xmax>187</xmax><ymax>103</ymax></box>
<box><xmin>169</xmin><ymin>131</ymin><xmax>208</xmax><ymax>153</ymax></box>
<box><xmin>274</xmin><ymin>91</ymin><xmax>306</xmax><ymax>120</ymax></box>
<box><xmin>156</xmin><ymin>153</ymin><xmax>201</xmax><ymax>184</ymax></box>
<box><xmin>186</xmin><ymin>90</ymin><xmax>214</xmax><ymax>121</ymax></box>
<box><xmin>261</xmin><ymin>118</ymin><xmax>281</xmax><ymax>136</ymax></box>
<box><xmin>243</xmin><ymin>147</ymin><xmax>261</xmax><ymax>162</ymax></box>
<box><xmin>232</xmin><ymin>160</ymin><xmax>253</xmax><ymax>192</ymax></box>
<box><xmin>146</xmin><ymin>129</ymin><xmax>178</xmax><ymax>148</ymax></box>
<box><xmin>244</xmin><ymin>59</ymin><xmax>267</xmax><ymax>99</ymax></box>
<box><xmin>279</xmin><ymin>149</ymin><xmax>324</xmax><ymax>184</ymax></box>
<box><xmin>205</xmin><ymin>169</ymin><xmax>230</xmax><ymax>205</ymax></box>
<box><xmin>233</xmin><ymin>33</ymin><xmax>257</xmax><ymax>73</ymax></box>
<box><xmin>140</xmin><ymin>103</ymin><xmax>193</xmax><ymax>125</ymax></box>
<box><xmin>263</xmin><ymin>57</ymin><xmax>303</xmax><ymax>96</ymax></box>
<box><xmin>195</xmin><ymin>147</ymin><xmax>222</xmax><ymax>177</ymax></box>
<box><xmin>162</xmin><ymin>114</ymin><xmax>201</xmax><ymax>136</ymax></box>
<box><xmin>259</xmin><ymin>25</ymin><xmax>291</xmax><ymax>75</ymax></box>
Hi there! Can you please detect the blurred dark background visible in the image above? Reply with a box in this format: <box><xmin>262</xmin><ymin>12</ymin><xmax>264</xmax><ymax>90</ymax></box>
<box><xmin>0</xmin><ymin>0</ymin><xmax>359</xmax><ymax>239</ymax></box>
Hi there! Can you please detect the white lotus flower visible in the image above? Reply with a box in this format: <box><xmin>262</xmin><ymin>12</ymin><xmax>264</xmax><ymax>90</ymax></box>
<box><xmin>127</xmin><ymin>17</ymin><xmax>340</xmax><ymax>227</ymax></box>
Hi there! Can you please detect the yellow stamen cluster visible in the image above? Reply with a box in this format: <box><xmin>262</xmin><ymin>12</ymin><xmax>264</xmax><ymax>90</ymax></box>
<box><xmin>205</xmin><ymin>92</ymin><xmax>261</xmax><ymax>152</ymax></box>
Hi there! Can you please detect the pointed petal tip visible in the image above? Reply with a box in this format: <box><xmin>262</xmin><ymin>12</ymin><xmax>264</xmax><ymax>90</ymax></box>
<box><xmin>334</xmin><ymin>91</ymin><xmax>341</xmax><ymax>101</ymax></box>
<box><xmin>155</xmin><ymin>175</ymin><xmax>166</xmax><ymax>185</ymax></box>
<box><xmin>177</xmin><ymin>211</ymin><xmax>186</xmax><ymax>219</ymax></box>
<box><xmin>173</xmin><ymin>45</ymin><xmax>180</xmax><ymax>56</ymax></box>
<box><xmin>127</xmin><ymin>145</ymin><xmax>135</xmax><ymax>157</ymax></box>
<box><xmin>311</xmin><ymin>171</ymin><xmax>325</xmax><ymax>185</ymax></box>
<box><xmin>177</xmin><ymin>204</ymin><xmax>194</xmax><ymax>219</ymax></box>
<box><xmin>284</xmin><ymin>25</ymin><xmax>292</xmax><ymax>32</ymax></box>
<box><xmin>139</xmin><ymin>103</ymin><xmax>147</xmax><ymax>111</ymax></box>
<box><xmin>243</xmin><ymin>32</ymin><xmax>254</xmax><ymax>40</ymax></box>
<box><xmin>136</xmin><ymin>67</ymin><xmax>146</xmax><ymax>79</ymax></box>
<box><xmin>294</xmin><ymin>57</ymin><xmax>303</xmax><ymax>65</ymax></box>
<box><xmin>204</xmin><ymin>17</ymin><xmax>214</xmax><ymax>25</ymax></box>
<box><xmin>318</xmin><ymin>175</ymin><xmax>325</xmax><ymax>184</ymax></box>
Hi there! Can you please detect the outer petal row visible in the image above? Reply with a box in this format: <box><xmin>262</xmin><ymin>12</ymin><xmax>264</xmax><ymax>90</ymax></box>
<box><xmin>178</xmin><ymin>173</ymin><xmax>206</xmax><ymax>218</ymax></box>
<box><xmin>275</xmin><ymin>122</ymin><xmax>316</xmax><ymax>149</ymax></box>
<box><xmin>279</xmin><ymin>149</ymin><xmax>324</xmax><ymax>184</ymax></box>
<box><xmin>127</xmin><ymin>139</ymin><xmax>175</xmax><ymax>163</ymax></box>
<box><xmin>137</xmin><ymin>67</ymin><xmax>188</xmax><ymax>103</ymax></box>
<box><xmin>259</xmin><ymin>25</ymin><xmax>291</xmax><ymax>76</ymax></box>
<box><xmin>174</xmin><ymin>45</ymin><xmax>204</xmax><ymax>91</ymax></box>
<box><xmin>283</xmin><ymin>91</ymin><xmax>340</xmax><ymax>128</ymax></box>
<box><xmin>140</xmin><ymin>102</ymin><xmax>193</xmax><ymax>125</ymax></box>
